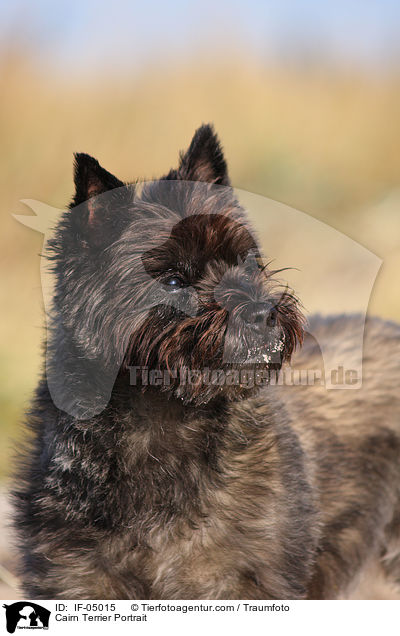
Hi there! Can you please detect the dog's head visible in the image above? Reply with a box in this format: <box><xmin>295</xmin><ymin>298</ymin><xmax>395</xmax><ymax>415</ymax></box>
<box><xmin>49</xmin><ymin>125</ymin><xmax>304</xmax><ymax>407</ymax></box>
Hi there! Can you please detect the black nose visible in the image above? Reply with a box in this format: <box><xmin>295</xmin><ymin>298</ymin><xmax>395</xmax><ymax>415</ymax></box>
<box><xmin>243</xmin><ymin>303</ymin><xmax>277</xmax><ymax>330</ymax></box>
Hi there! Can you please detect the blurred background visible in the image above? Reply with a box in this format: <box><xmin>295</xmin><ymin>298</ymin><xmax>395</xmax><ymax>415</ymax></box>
<box><xmin>0</xmin><ymin>0</ymin><xmax>400</xmax><ymax>597</ymax></box>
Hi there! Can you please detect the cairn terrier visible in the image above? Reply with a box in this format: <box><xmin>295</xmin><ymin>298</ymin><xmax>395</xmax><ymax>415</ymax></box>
<box><xmin>13</xmin><ymin>125</ymin><xmax>400</xmax><ymax>599</ymax></box>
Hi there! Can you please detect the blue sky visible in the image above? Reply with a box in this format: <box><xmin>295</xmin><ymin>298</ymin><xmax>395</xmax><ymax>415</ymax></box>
<box><xmin>1</xmin><ymin>0</ymin><xmax>399</xmax><ymax>73</ymax></box>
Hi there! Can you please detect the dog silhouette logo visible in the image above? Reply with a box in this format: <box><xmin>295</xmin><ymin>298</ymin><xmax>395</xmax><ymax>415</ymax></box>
<box><xmin>3</xmin><ymin>602</ymin><xmax>50</xmax><ymax>633</ymax></box>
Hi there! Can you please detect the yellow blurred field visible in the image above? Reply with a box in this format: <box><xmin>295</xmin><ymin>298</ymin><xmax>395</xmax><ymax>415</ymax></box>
<box><xmin>1</xmin><ymin>55</ymin><xmax>400</xmax><ymax>478</ymax></box>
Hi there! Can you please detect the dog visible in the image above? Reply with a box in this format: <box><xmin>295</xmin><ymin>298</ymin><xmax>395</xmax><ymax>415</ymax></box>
<box><xmin>12</xmin><ymin>124</ymin><xmax>400</xmax><ymax>599</ymax></box>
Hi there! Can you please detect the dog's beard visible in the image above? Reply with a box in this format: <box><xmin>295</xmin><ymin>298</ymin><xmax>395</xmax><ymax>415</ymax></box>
<box><xmin>122</xmin><ymin>302</ymin><xmax>299</xmax><ymax>405</ymax></box>
<box><xmin>222</xmin><ymin>320</ymin><xmax>285</xmax><ymax>365</ymax></box>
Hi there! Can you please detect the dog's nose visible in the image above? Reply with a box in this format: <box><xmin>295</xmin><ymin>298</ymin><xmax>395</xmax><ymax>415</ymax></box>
<box><xmin>244</xmin><ymin>303</ymin><xmax>277</xmax><ymax>330</ymax></box>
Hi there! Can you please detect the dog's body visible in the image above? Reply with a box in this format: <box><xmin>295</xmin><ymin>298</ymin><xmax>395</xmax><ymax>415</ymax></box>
<box><xmin>13</xmin><ymin>126</ymin><xmax>400</xmax><ymax>599</ymax></box>
<box><xmin>284</xmin><ymin>315</ymin><xmax>400</xmax><ymax>598</ymax></box>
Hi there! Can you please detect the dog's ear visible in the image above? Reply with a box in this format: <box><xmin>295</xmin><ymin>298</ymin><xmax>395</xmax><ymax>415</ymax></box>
<box><xmin>70</xmin><ymin>154</ymin><xmax>127</xmax><ymax>247</ymax></box>
<box><xmin>177</xmin><ymin>124</ymin><xmax>230</xmax><ymax>185</ymax></box>
<box><xmin>73</xmin><ymin>153</ymin><xmax>124</xmax><ymax>208</ymax></box>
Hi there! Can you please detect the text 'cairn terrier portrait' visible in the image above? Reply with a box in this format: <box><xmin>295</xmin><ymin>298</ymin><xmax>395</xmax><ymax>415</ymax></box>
<box><xmin>13</xmin><ymin>125</ymin><xmax>400</xmax><ymax>600</ymax></box>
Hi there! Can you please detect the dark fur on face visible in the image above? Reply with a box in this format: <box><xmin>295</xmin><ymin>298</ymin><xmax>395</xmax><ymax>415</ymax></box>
<box><xmin>45</xmin><ymin>127</ymin><xmax>304</xmax><ymax>414</ymax></box>
<box><xmin>12</xmin><ymin>125</ymin><xmax>400</xmax><ymax>600</ymax></box>
<box><xmin>129</xmin><ymin>211</ymin><xmax>304</xmax><ymax>404</ymax></box>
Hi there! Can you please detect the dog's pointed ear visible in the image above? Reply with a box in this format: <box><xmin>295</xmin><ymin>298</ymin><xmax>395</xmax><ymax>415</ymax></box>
<box><xmin>177</xmin><ymin>124</ymin><xmax>230</xmax><ymax>185</ymax></box>
<box><xmin>73</xmin><ymin>153</ymin><xmax>124</xmax><ymax>207</ymax></box>
<box><xmin>70</xmin><ymin>154</ymin><xmax>127</xmax><ymax>247</ymax></box>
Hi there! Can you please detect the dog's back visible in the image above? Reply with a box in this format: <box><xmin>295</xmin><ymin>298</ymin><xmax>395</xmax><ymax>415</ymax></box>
<box><xmin>277</xmin><ymin>315</ymin><xmax>400</xmax><ymax>598</ymax></box>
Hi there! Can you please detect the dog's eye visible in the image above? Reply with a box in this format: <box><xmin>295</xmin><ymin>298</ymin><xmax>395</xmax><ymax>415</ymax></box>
<box><xmin>164</xmin><ymin>275</ymin><xmax>186</xmax><ymax>290</ymax></box>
